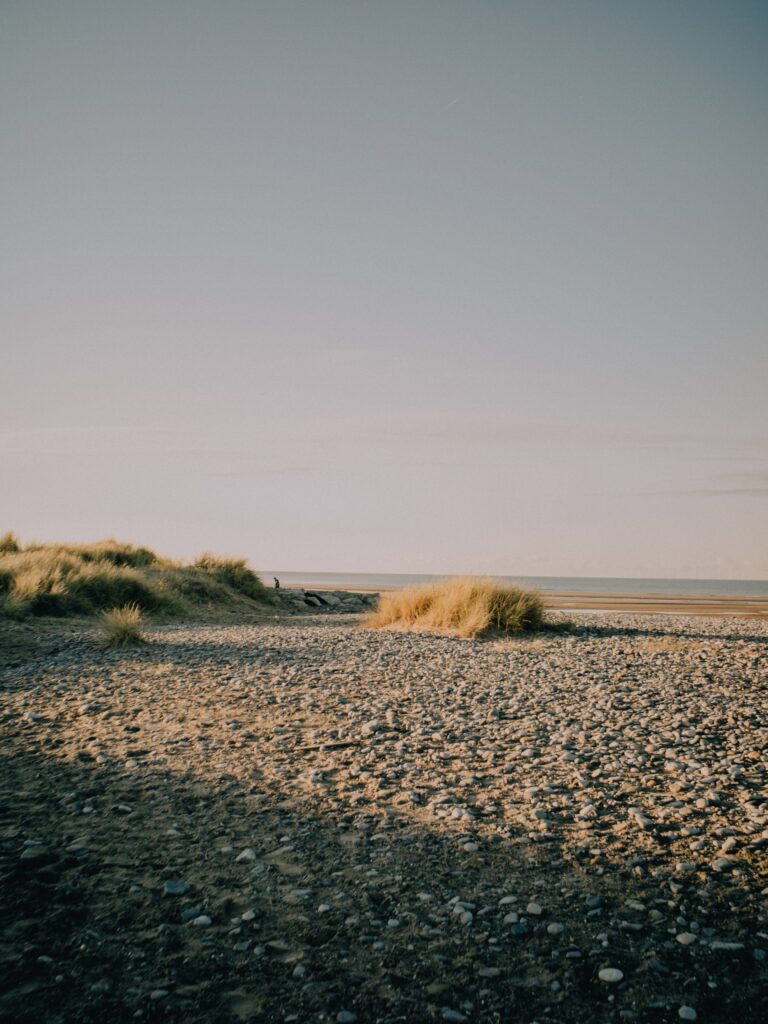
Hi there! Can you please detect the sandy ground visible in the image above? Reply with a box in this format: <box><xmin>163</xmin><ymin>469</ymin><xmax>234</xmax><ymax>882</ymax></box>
<box><xmin>1</xmin><ymin>608</ymin><xmax>767</xmax><ymax>1024</ymax></box>
<box><xmin>541</xmin><ymin>594</ymin><xmax>768</xmax><ymax>618</ymax></box>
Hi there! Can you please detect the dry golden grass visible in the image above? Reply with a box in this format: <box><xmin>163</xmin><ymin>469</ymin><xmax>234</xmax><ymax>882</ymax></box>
<box><xmin>0</xmin><ymin>537</ymin><xmax>273</xmax><ymax>620</ymax></box>
<box><xmin>366</xmin><ymin>576</ymin><xmax>562</xmax><ymax>638</ymax></box>
<box><xmin>100</xmin><ymin>602</ymin><xmax>147</xmax><ymax>648</ymax></box>
<box><xmin>193</xmin><ymin>553</ymin><xmax>272</xmax><ymax>602</ymax></box>
<box><xmin>0</xmin><ymin>531</ymin><xmax>20</xmax><ymax>553</ymax></box>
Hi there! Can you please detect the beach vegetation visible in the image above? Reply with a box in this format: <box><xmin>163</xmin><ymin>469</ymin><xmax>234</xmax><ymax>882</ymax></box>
<box><xmin>0</xmin><ymin>537</ymin><xmax>272</xmax><ymax>621</ymax></box>
<box><xmin>193</xmin><ymin>553</ymin><xmax>273</xmax><ymax>603</ymax></box>
<box><xmin>0</xmin><ymin>531</ymin><xmax>20</xmax><ymax>553</ymax></box>
<box><xmin>366</xmin><ymin>576</ymin><xmax>566</xmax><ymax>638</ymax></box>
<box><xmin>100</xmin><ymin>602</ymin><xmax>147</xmax><ymax>648</ymax></box>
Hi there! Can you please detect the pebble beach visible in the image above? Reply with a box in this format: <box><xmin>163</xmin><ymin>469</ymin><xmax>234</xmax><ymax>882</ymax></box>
<box><xmin>1</xmin><ymin>601</ymin><xmax>766</xmax><ymax>1023</ymax></box>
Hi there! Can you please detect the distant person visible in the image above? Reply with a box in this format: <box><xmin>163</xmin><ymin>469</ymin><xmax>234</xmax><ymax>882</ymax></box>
<box><xmin>273</xmin><ymin>577</ymin><xmax>280</xmax><ymax>590</ymax></box>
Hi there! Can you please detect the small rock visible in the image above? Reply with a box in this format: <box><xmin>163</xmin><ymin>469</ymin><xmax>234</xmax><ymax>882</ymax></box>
<box><xmin>19</xmin><ymin>846</ymin><xmax>50</xmax><ymax>863</ymax></box>
<box><xmin>336</xmin><ymin>1013</ymin><xmax>357</xmax><ymax>1023</ymax></box>
<box><xmin>678</xmin><ymin>1008</ymin><xmax>697</xmax><ymax>1021</ymax></box>
<box><xmin>598</xmin><ymin>968</ymin><xmax>624</xmax><ymax>983</ymax></box>
<box><xmin>235</xmin><ymin>848</ymin><xmax>257</xmax><ymax>863</ymax></box>
<box><xmin>163</xmin><ymin>880</ymin><xmax>191</xmax><ymax>897</ymax></box>
<box><xmin>711</xmin><ymin>857</ymin><xmax>735</xmax><ymax>872</ymax></box>
<box><xmin>631</xmin><ymin>812</ymin><xmax>653</xmax><ymax>829</ymax></box>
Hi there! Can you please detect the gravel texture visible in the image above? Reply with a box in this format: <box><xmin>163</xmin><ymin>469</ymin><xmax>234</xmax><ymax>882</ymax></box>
<box><xmin>1</xmin><ymin>608</ymin><xmax>767</xmax><ymax>1023</ymax></box>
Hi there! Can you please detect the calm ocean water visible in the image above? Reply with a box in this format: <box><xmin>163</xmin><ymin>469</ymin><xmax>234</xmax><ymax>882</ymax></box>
<box><xmin>263</xmin><ymin>572</ymin><xmax>768</xmax><ymax>598</ymax></box>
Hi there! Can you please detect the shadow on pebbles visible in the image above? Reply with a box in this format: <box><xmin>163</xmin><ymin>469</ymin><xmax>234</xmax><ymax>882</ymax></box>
<box><xmin>0</xmin><ymin>611</ymin><xmax>766</xmax><ymax>1023</ymax></box>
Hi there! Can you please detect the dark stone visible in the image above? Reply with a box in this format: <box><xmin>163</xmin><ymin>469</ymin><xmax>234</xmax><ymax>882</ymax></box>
<box><xmin>163</xmin><ymin>879</ymin><xmax>191</xmax><ymax>897</ymax></box>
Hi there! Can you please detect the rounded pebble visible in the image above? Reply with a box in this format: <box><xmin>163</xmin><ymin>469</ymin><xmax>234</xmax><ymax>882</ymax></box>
<box><xmin>598</xmin><ymin>968</ymin><xmax>624</xmax><ymax>984</ymax></box>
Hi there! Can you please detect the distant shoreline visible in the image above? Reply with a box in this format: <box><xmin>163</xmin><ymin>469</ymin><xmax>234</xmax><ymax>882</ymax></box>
<box><xmin>274</xmin><ymin>581</ymin><xmax>768</xmax><ymax>618</ymax></box>
<box><xmin>265</xmin><ymin>571</ymin><xmax>768</xmax><ymax>597</ymax></box>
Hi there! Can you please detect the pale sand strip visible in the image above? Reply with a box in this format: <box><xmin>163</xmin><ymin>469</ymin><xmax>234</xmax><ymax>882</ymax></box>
<box><xmin>542</xmin><ymin>592</ymin><xmax>768</xmax><ymax>617</ymax></box>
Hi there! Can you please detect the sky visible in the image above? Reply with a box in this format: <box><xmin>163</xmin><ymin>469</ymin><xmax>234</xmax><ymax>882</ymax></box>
<box><xmin>1</xmin><ymin>1</ymin><xmax>767</xmax><ymax>578</ymax></box>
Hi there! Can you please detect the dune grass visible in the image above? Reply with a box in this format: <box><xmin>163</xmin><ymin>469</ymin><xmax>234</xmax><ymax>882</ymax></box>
<box><xmin>100</xmin><ymin>602</ymin><xmax>147</xmax><ymax>648</ymax></box>
<box><xmin>0</xmin><ymin>536</ymin><xmax>273</xmax><ymax>621</ymax></box>
<box><xmin>0</xmin><ymin>531</ymin><xmax>20</xmax><ymax>554</ymax></box>
<box><xmin>193</xmin><ymin>553</ymin><xmax>272</xmax><ymax>602</ymax></box>
<box><xmin>366</xmin><ymin>576</ymin><xmax>566</xmax><ymax>638</ymax></box>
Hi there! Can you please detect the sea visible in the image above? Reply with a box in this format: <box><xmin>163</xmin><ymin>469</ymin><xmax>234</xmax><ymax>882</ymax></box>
<box><xmin>263</xmin><ymin>572</ymin><xmax>768</xmax><ymax>598</ymax></box>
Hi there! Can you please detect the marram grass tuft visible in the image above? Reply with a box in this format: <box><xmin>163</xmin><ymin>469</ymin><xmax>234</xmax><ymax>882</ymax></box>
<box><xmin>100</xmin><ymin>602</ymin><xmax>147</xmax><ymax>648</ymax></box>
<box><xmin>366</xmin><ymin>576</ymin><xmax>567</xmax><ymax>638</ymax></box>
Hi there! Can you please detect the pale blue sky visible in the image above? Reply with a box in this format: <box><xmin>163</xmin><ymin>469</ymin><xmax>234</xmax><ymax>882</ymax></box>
<box><xmin>2</xmin><ymin>1</ymin><xmax>766</xmax><ymax>577</ymax></box>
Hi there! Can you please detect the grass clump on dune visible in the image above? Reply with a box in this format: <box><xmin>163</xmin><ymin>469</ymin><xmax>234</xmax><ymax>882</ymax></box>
<box><xmin>100</xmin><ymin>602</ymin><xmax>147</xmax><ymax>648</ymax></box>
<box><xmin>0</xmin><ymin>531</ymin><xmax>20</xmax><ymax>554</ymax></box>
<box><xmin>193</xmin><ymin>553</ymin><xmax>273</xmax><ymax>603</ymax></box>
<box><xmin>0</xmin><ymin>546</ymin><xmax>181</xmax><ymax>618</ymax></box>
<box><xmin>366</xmin><ymin>576</ymin><xmax>563</xmax><ymax>638</ymax></box>
<box><xmin>0</xmin><ymin>535</ymin><xmax>273</xmax><ymax>621</ymax></box>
